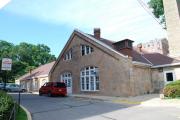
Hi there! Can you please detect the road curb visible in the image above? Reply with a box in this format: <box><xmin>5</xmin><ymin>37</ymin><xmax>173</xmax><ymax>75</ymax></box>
<box><xmin>20</xmin><ymin>105</ymin><xmax>32</xmax><ymax>120</ymax></box>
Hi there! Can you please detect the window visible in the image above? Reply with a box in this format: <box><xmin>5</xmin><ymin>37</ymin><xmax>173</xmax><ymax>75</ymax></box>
<box><xmin>54</xmin><ymin>83</ymin><xmax>66</xmax><ymax>88</ymax></box>
<box><xmin>127</xmin><ymin>41</ymin><xmax>132</xmax><ymax>48</ymax></box>
<box><xmin>80</xmin><ymin>66</ymin><xmax>99</xmax><ymax>91</ymax></box>
<box><xmin>64</xmin><ymin>49</ymin><xmax>72</xmax><ymax>61</ymax></box>
<box><xmin>81</xmin><ymin>45</ymin><xmax>93</xmax><ymax>56</ymax></box>
<box><xmin>166</xmin><ymin>73</ymin><xmax>173</xmax><ymax>82</ymax></box>
<box><xmin>164</xmin><ymin>71</ymin><xmax>175</xmax><ymax>83</ymax></box>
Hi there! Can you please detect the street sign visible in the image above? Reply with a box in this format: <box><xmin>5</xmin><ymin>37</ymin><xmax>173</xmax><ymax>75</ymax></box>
<box><xmin>1</xmin><ymin>58</ymin><xmax>12</xmax><ymax>71</ymax></box>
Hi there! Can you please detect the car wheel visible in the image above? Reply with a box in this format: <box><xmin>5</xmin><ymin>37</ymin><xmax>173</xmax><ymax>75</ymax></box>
<box><xmin>7</xmin><ymin>89</ymin><xmax>11</xmax><ymax>92</ymax></box>
<box><xmin>47</xmin><ymin>92</ymin><xmax>52</xmax><ymax>97</ymax></box>
<box><xmin>39</xmin><ymin>92</ymin><xmax>42</xmax><ymax>96</ymax></box>
<box><xmin>21</xmin><ymin>89</ymin><xmax>25</xmax><ymax>92</ymax></box>
<box><xmin>61</xmin><ymin>94</ymin><xmax>66</xmax><ymax>97</ymax></box>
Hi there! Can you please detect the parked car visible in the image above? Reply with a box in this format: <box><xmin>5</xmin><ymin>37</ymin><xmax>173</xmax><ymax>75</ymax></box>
<box><xmin>0</xmin><ymin>83</ymin><xmax>4</xmax><ymax>90</ymax></box>
<box><xmin>6</xmin><ymin>83</ymin><xmax>26</xmax><ymax>92</ymax></box>
<box><xmin>39</xmin><ymin>82</ymin><xmax>67</xmax><ymax>97</ymax></box>
<box><xmin>0</xmin><ymin>83</ymin><xmax>10</xmax><ymax>90</ymax></box>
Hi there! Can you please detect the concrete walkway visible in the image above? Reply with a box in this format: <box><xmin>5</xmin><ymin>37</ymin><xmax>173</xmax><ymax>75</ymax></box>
<box><xmin>72</xmin><ymin>94</ymin><xmax>180</xmax><ymax>108</ymax></box>
<box><xmin>32</xmin><ymin>92</ymin><xmax>180</xmax><ymax>107</ymax></box>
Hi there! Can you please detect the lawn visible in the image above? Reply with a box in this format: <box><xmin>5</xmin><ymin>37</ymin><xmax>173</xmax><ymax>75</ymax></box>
<box><xmin>16</xmin><ymin>106</ymin><xmax>27</xmax><ymax>120</ymax></box>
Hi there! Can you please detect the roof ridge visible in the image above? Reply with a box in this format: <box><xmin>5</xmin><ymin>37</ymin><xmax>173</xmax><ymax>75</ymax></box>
<box><xmin>18</xmin><ymin>61</ymin><xmax>55</xmax><ymax>80</ymax></box>
<box><xmin>141</xmin><ymin>54</ymin><xmax>154</xmax><ymax>65</ymax></box>
<box><xmin>75</xmin><ymin>29</ymin><xmax>128</xmax><ymax>58</ymax></box>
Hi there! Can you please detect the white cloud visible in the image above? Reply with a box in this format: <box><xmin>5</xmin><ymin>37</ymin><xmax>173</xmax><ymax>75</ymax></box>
<box><xmin>0</xmin><ymin>0</ymin><xmax>10</xmax><ymax>9</ymax></box>
<box><xmin>3</xmin><ymin>0</ymin><xmax>166</xmax><ymax>43</ymax></box>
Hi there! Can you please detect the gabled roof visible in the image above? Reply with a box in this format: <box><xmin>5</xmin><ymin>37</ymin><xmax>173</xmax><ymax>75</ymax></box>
<box><xmin>50</xmin><ymin>29</ymin><xmax>129</xmax><ymax>75</ymax></box>
<box><xmin>18</xmin><ymin>61</ymin><xmax>55</xmax><ymax>81</ymax></box>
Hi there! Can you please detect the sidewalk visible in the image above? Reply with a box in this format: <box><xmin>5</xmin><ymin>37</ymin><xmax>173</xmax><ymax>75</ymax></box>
<box><xmin>72</xmin><ymin>94</ymin><xmax>180</xmax><ymax>108</ymax></box>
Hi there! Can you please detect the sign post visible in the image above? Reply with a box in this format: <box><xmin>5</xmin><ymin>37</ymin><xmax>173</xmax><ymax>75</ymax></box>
<box><xmin>1</xmin><ymin>58</ymin><xmax>12</xmax><ymax>90</ymax></box>
<box><xmin>1</xmin><ymin>58</ymin><xmax>12</xmax><ymax>71</ymax></box>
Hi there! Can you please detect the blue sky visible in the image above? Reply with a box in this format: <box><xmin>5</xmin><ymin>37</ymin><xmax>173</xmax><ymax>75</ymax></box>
<box><xmin>0</xmin><ymin>0</ymin><xmax>167</xmax><ymax>57</ymax></box>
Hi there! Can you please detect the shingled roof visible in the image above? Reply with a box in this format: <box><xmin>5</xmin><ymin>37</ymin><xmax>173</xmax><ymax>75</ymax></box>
<box><xmin>19</xmin><ymin>61</ymin><xmax>55</xmax><ymax>81</ymax></box>
<box><xmin>87</xmin><ymin>32</ymin><xmax>180</xmax><ymax>67</ymax></box>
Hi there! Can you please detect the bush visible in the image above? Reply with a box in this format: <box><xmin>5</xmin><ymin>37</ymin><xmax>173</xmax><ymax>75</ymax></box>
<box><xmin>0</xmin><ymin>90</ymin><xmax>14</xmax><ymax>120</ymax></box>
<box><xmin>163</xmin><ymin>80</ymin><xmax>180</xmax><ymax>98</ymax></box>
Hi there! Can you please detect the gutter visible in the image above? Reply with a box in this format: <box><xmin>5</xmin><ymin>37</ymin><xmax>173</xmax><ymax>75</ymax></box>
<box><xmin>132</xmin><ymin>61</ymin><xmax>152</xmax><ymax>67</ymax></box>
<box><xmin>133</xmin><ymin>61</ymin><xmax>180</xmax><ymax>68</ymax></box>
<box><xmin>152</xmin><ymin>62</ymin><xmax>180</xmax><ymax>68</ymax></box>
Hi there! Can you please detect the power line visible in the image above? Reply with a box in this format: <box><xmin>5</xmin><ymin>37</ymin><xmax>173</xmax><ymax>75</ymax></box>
<box><xmin>136</xmin><ymin>0</ymin><xmax>164</xmax><ymax>29</ymax></box>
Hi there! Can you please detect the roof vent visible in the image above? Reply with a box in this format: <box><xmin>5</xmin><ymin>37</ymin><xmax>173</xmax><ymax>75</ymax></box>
<box><xmin>113</xmin><ymin>39</ymin><xmax>134</xmax><ymax>50</ymax></box>
<box><xmin>113</xmin><ymin>39</ymin><xmax>134</xmax><ymax>57</ymax></box>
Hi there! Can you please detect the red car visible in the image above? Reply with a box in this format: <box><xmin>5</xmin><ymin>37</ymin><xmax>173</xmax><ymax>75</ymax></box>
<box><xmin>39</xmin><ymin>82</ymin><xmax>67</xmax><ymax>97</ymax></box>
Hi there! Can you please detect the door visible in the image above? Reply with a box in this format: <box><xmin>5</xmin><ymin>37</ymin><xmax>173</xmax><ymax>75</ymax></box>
<box><xmin>61</xmin><ymin>73</ymin><xmax>72</xmax><ymax>95</ymax></box>
<box><xmin>27</xmin><ymin>81</ymin><xmax>31</xmax><ymax>92</ymax></box>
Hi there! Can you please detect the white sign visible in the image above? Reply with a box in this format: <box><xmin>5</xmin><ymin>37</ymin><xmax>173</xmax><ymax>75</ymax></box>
<box><xmin>1</xmin><ymin>58</ymin><xmax>12</xmax><ymax>71</ymax></box>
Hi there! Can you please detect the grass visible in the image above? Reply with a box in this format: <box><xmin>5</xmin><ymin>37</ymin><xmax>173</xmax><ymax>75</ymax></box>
<box><xmin>164</xmin><ymin>97</ymin><xmax>180</xmax><ymax>99</ymax></box>
<box><xmin>16</xmin><ymin>106</ymin><xmax>27</xmax><ymax>120</ymax></box>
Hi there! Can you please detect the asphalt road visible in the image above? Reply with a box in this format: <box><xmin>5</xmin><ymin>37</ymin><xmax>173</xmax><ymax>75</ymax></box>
<box><xmin>10</xmin><ymin>93</ymin><xmax>180</xmax><ymax>120</ymax></box>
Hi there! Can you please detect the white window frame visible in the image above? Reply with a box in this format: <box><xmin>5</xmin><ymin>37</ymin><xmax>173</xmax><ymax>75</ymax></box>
<box><xmin>164</xmin><ymin>70</ymin><xmax>176</xmax><ymax>84</ymax></box>
<box><xmin>61</xmin><ymin>72</ymin><xmax>72</xmax><ymax>87</ymax></box>
<box><xmin>81</xmin><ymin>45</ymin><xmax>93</xmax><ymax>56</ymax></box>
<box><xmin>80</xmin><ymin>66</ymin><xmax>99</xmax><ymax>91</ymax></box>
<box><xmin>64</xmin><ymin>49</ymin><xmax>72</xmax><ymax>61</ymax></box>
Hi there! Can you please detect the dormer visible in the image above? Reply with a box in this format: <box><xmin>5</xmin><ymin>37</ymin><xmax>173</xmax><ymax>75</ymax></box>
<box><xmin>113</xmin><ymin>39</ymin><xmax>134</xmax><ymax>57</ymax></box>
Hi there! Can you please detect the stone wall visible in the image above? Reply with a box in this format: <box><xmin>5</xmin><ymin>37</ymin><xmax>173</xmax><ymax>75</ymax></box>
<box><xmin>131</xmin><ymin>65</ymin><xmax>152</xmax><ymax>96</ymax></box>
<box><xmin>151</xmin><ymin>69</ymin><xmax>164</xmax><ymax>93</ymax></box>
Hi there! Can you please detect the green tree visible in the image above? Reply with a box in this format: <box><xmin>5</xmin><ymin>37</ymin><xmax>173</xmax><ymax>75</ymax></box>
<box><xmin>0</xmin><ymin>40</ymin><xmax>15</xmax><ymax>83</ymax></box>
<box><xmin>148</xmin><ymin>0</ymin><xmax>166</xmax><ymax>28</ymax></box>
<box><xmin>0</xmin><ymin>40</ymin><xmax>56</xmax><ymax>83</ymax></box>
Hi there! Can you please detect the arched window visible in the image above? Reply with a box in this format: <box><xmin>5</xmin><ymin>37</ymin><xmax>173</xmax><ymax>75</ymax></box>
<box><xmin>81</xmin><ymin>45</ymin><xmax>93</xmax><ymax>56</ymax></box>
<box><xmin>80</xmin><ymin>66</ymin><xmax>99</xmax><ymax>91</ymax></box>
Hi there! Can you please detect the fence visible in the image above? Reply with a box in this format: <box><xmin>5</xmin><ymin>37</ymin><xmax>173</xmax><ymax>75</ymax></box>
<box><xmin>0</xmin><ymin>102</ymin><xmax>16</xmax><ymax>120</ymax></box>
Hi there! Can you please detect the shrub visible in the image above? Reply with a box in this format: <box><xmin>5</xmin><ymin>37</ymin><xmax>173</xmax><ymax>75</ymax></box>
<box><xmin>0</xmin><ymin>90</ymin><xmax>14</xmax><ymax>120</ymax></box>
<box><xmin>163</xmin><ymin>80</ymin><xmax>180</xmax><ymax>98</ymax></box>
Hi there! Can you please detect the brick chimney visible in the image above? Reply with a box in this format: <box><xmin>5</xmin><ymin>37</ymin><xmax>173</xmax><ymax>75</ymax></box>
<box><xmin>137</xmin><ymin>43</ymin><xmax>142</xmax><ymax>53</ymax></box>
<box><xmin>113</xmin><ymin>39</ymin><xmax>134</xmax><ymax>57</ymax></box>
<box><xmin>94</xmin><ymin>28</ymin><xmax>101</xmax><ymax>39</ymax></box>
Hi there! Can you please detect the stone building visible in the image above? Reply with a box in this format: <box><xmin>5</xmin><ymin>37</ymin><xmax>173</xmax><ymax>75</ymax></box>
<box><xmin>50</xmin><ymin>28</ymin><xmax>180</xmax><ymax>96</ymax></box>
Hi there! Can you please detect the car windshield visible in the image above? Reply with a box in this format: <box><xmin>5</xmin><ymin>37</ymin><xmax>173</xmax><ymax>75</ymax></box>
<box><xmin>54</xmin><ymin>83</ymin><xmax>66</xmax><ymax>88</ymax></box>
